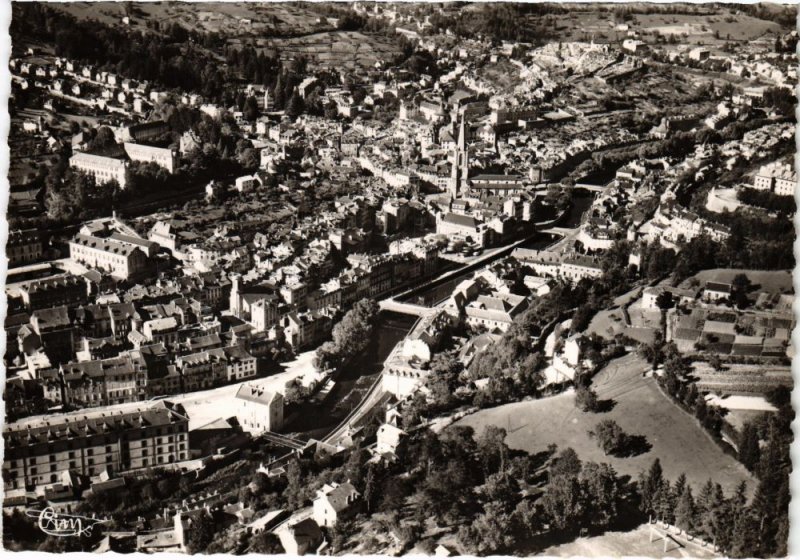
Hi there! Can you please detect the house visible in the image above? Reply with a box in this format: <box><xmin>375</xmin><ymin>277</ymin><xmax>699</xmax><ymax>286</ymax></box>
<box><xmin>235</xmin><ymin>384</ymin><xmax>284</xmax><ymax>433</ymax></box>
<box><xmin>313</xmin><ymin>481</ymin><xmax>361</xmax><ymax>527</ymax></box>
<box><xmin>276</xmin><ymin>518</ymin><xmax>323</xmax><ymax>556</ymax></box>
<box><xmin>376</xmin><ymin>423</ymin><xmax>406</xmax><ymax>455</ymax></box>
<box><xmin>464</xmin><ymin>293</ymin><xmax>528</xmax><ymax>333</ymax></box>
<box><xmin>234</xmin><ymin>174</ymin><xmax>260</xmax><ymax>193</ymax></box>
<box><xmin>703</xmin><ymin>282</ymin><xmax>732</xmax><ymax>303</ymax></box>
<box><xmin>641</xmin><ymin>286</ymin><xmax>697</xmax><ymax>310</ymax></box>
<box><xmin>562</xmin><ymin>334</ymin><xmax>595</xmax><ymax>369</ymax></box>
<box><xmin>223</xmin><ymin>345</ymin><xmax>258</xmax><ymax>381</ymax></box>
<box><xmin>689</xmin><ymin>47</ymin><xmax>710</xmax><ymax>62</ymax></box>
<box><xmin>7</xmin><ymin>229</ymin><xmax>44</xmax><ymax>267</ymax></box>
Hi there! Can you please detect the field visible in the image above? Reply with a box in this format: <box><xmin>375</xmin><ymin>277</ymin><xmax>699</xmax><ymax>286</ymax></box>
<box><xmin>543</xmin><ymin>522</ymin><xmax>717</xmax><ymax>558</ymax></box>
<box><xmin>257</xmin><ymin>31</ymin><xmax>403</xmax><ymax>71</ymax></box>
<box><xmin>454</xmin><ymin>353</ymin><xmax>755</xmax><ymax>496</ymax></box>
<box><xmin>681</xmin><ymin>268</ymin><xmax>794</xmax><ymax>294</ymax></box>
<box><xmin>49</xmin><ymin>1</ymin><xmax>325</xmax><ymax>35</ymax></box>
<box><xmin>48</xmin><ymin>2</ymin><xmax>399</xmax><ymax>71</ymax></box>
<box><xmin>551</xmin><ymin>9</ymin><xmax>784</xmax><ymax>46</ymax></box>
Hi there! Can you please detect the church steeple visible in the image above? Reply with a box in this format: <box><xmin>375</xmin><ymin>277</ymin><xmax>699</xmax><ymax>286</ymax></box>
<box><xmin>456</xmin><ymin>112</ymin><xmax>469</xmax><ymax>197</ymax></box>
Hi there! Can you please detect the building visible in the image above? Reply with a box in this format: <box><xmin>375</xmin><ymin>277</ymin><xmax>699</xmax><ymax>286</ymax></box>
<box><xmin>560</xmin><ymin>254</ymin><xmax>604</xmax><ymax>283</ymax></box>
<box><xmin>276</xmin><ymin>518</ymin><xmax>323</xmax><ymax>556</ymax></box>
<box><xmin>235</xmin><ymin>384</ymin><xmax>283</xmax><ymax>434</ymax></box>
<box><xmin>174</xmin><ymin>350</ymin><xmax>225</xmax><ymax>391</ymax></box>
<box><xmin>688</xmin><ymin>47</ymin><xmax>710</xmax><ymax>62</ymax></box>
<box><xmin>703</xmin><ymin>282</ymin><xmax>732</xmax><ymax>303</ymax></box>
<box><xmin>29</xmin><ymin>306</ymin><xmax>76</xmax><ymax>365</ymax></box>
<box><xmin>752</xmin><ymin>161</ymin><xmax>796</xmax><ymax>196</ymax></box>
<box><xmin>376</xmin><ymin>423</ymin><xmax>406</xmax><ymax>455</ymax></box>
<box><xmin>464</xmin><ymin>293</ymin><xmax>528</xmax><ymax>332</ymax></box>
<box><xmin>641</xmin><ymin>286</ymin><xmax>697</xmax><ymax>310</ymax></box>
<box><xmin>60</xmin><ymin>354</ymin><xmax>146</xmax><ymax>408</ymax></box>
<box><xmin>123</xmin><ymin>143</ymin><xmax>179</xmax><ymax>173</ymax></box>
<box><xmin>69</xmin><ymin>152</ymin><xmax>128</xmax><ymax>189</ymax></box>
<box><xmin>18</xmin><ymin>274</ymin><xmax>88</xmax><ymax>311</ymax></box>
<box><xmin>3</xmin><ymin>400</ymin><xmax>189</xmax><ymax>491</ymax></box>
<box><xmin>69</xmin><ymin>234</ymin><xmax>148</xmax><ymax>280</ymax></box>
<box><xmin>250</xmin><ymin>296</ymin><xmax>281</xmax><ymax>332</ymax></box>
<box><xmin>223</xmin><ymin>346</ymin><xmax>258</xmax><ymax>381</ymax></box>
<box><xmin>469</xmin><ymin>174</ymin><xmax>526</xmax><ymax>196</ymax></box>
<box><xmin>148</xmin><ymin>220</ymin><xmax>181</xmax><ymax>253</ymax></box>
<box><xmin>279</xmin><ymin>309</ymin><xmax>334</xmax><ymax>351</ymax></box>
<box><xmin>118</xmin><ymin>120</ymin><xmax>170</xmax><ymax>143</ymax></box>
<box><xmin>313</xmin><ymin>481</ymin><xmax>361</xmax><ymax>527</ymax></box>
<box><xmin>234</xmin><ymin>174</ymin><xmax>260</xmax><ymax>193</ymax></box>
<box><xmin>7</xmin><ymin>229</ymin><xmax>44</xmax><ymax>267</ymax></box>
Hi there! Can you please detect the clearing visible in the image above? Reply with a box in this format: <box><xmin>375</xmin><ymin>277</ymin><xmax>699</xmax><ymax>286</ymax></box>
<box><xmin>543</xmin><ymin>522</ymin><xmax>717</xmax><ymax>558</ymax></box>
<box><xmin>454</xmin><ymin>353</ymin><xmax>754</xmax><ymax>496</ymax></box>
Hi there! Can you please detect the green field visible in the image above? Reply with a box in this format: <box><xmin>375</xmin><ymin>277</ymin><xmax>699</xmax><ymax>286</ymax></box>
<box><xmin>454</xmin><ymin>353</ymin><xmax>755</xmax><ymax>496</ymax></box>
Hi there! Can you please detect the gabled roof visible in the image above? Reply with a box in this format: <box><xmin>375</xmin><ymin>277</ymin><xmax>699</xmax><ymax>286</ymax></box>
<box><xmin>235</xmin><ymin>384</ymin><xmax>280</xmax><ymax>405</ymax></box>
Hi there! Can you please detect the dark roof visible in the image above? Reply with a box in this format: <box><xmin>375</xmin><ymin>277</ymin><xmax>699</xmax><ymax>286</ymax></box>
<box><xmin>704</xmin><ymin>281</ymin><xmax>732</xmax><ymax>293</ymax></box>
<box><xmin>442</xmin><ymin>213</ymin><xmax>480</xmax><ymax>228</ymax></box>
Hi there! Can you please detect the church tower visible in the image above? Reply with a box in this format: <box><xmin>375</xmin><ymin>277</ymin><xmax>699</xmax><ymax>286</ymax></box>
<box><xmin>457</xmin><ymin>113</ymin><xmax>470</xmax><ymax>197</ymax></box>
<box><xmin>449</xmin><ymin>112</ymin><xmax>469</xmax><ymax>199</ymax></box>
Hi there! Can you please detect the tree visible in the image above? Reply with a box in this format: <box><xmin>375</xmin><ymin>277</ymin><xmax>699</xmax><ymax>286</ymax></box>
<box><xmin>477</xmin><ymin>425</ymin><xmax>509</xmax><ymax>476</ymax></box>
<box><xmin>655</xmin><ymin>290</ymin><xmax>674</xmax><ymax>311</ymax></box>
<box><xmin>730</xmin><ymin>273</ymin><xmax>751</xmax><ymax>308</ymax></box>
<box><xmin>185</xmin><ymin>511</ymin><xmax>217</xmax><ymax>553</ymax></box>
<box><xmin>249</xmin><ymin>531</ymin><xmax>283</xmax><ymax>554</ymax></box>
<box><xmin>324</xmin><ymin>100</ymin><xmax>339</xmax><ymax>120</ymax></box>
<box><xmin>286</xmin><ymin>92</ymin><xmax>305</xmax><ymax>118</ymax></box>
<box><xmin>574</xmin><ymin>384</ymin><xmax>599</xmax><ymax>412</ymax></box>
<box><xmin>738</xmin><ymin>421</ymin><xmax>760</xmax><ymax>472</ymax></box>
<box><xmin>541</xmin><ymin>473</ymin><xmax>584</xmax><ymax>534</ymax></box>
<box><xmin>638</xmin><ymin>458</ymin><xmax>664</xmax><ymax>516</ymax></box>
<box><xmin>674</xmin><ymin>483</ymin><xmax>695</xmax><ymax>533</ymax></box>
<box><xmin>550</xmin><ymin>447</ymin><xmax>582</xmax><ymax>479</ymax></box>
<box><xmin>90</xmin><ymin>126</ymin><xmax>116</xmax><ymax>151</ymax></box>
<box><xmin>243</xmin><ymin>96</ymin><xmax>260</xmax><ymax>121</ymax></box>
<box><xmin>467</xmin><ymin>502</ymin><xmax>517</xmax><ymax>554</ymax></box>
<box><xmin>580</xmin><ymin>462</ymin><xmax>620</xmax><ymax>529</ymax></box>
<box><xmin>589</xmin><ymin>419</ymin><xmax>628</xmax><ymax>456</ymax></box>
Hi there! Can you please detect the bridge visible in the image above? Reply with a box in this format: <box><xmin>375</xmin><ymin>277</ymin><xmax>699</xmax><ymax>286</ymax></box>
<box><xmin>575</xmin><ymin>182</ymin><xmax>607</xmax><ymax>193</ymax></box>
<box><xmin>260</xmin><ymin>431</ymin><xmax>307</xmax><ymax>451</ymax></box>
<box><xmin>379</xmin><ymin>298</ymin><xmax>439</xmax><ymax>317</ymax></box>
<box><xmin>540</xmin><ymin>226</ymin><xmax>578</xmax><ymax>236</ymax></box>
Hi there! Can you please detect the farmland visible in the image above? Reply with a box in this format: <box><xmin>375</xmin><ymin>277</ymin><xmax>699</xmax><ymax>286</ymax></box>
<box><xmin>256</xmin><ymin>31</ymin><xmax>403</xmax><ymax>71</ymax></box>
<box><xmin>454</xmin><ymin>353</ymin><xmax>755</xmax><ymax>496</ymax></box>
<box><xmin>550</xmin><ymin>8</ymin><xmax>784</xmax><ymax>46</ymax></box>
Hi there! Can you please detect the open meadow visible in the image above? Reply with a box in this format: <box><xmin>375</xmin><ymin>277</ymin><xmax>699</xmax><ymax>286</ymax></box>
<box><xmin>455</xmin><ymin>353</ymin><xmax>755</xmax><ymax>496</ymax></box>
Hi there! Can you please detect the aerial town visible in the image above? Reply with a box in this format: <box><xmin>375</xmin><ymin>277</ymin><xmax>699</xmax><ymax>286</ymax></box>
<box><xmin>3</xmin><ymin>2</ymin><xmax>796</xmax><ymax>557</ymax></box>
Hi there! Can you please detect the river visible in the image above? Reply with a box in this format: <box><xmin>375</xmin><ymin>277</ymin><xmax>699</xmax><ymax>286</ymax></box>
<box><xmin>401</xmin><ymin>189</ymin><xmax>596</xmax><ymax>307</ymax></box>
<box><xmin>285</xmin><ymin>311</ymin><xmax>416</xmax><ymax>438</ymax></box>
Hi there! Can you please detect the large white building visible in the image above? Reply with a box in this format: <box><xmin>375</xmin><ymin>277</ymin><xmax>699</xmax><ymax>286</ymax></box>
<box><xmin>752</xmin><ymin>161</ymin><xmax>796</xmax><ymax>196</ymax></box>
<box><xmin>69</xmin><ymin>233</ymin><xmax>148</xmax><ymax>280</ymax></box>
<box><xmin>235</xmin><ymin>384</ymin><xmax>284</xmax><ymax>434</ymax></box>
<box><xmin>123</xmin><ymin>142</ymin><xmax>180</xmax><ymax>173</ymax></box>
<box><xmin>69</xmin><ymin>152</ymin><xmax>129</xmax><ymax>188</ymax></box>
